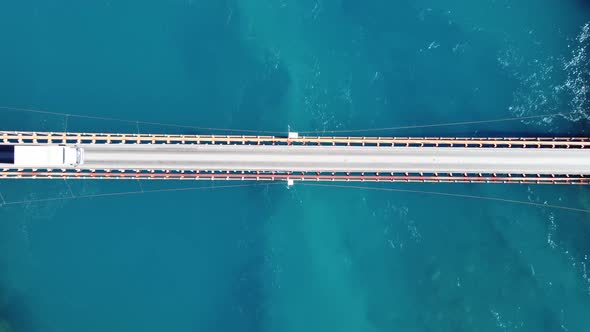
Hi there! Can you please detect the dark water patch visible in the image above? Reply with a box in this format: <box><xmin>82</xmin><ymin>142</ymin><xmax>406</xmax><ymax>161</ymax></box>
<box><xmin>0</xmin><ymin>180</ymin><xmax>72</xmax><ymax>204</ymax></box>
<box><xmin>0</xmin><ymin>181</ymin><xmax>284</xmax><ymax>332</ymax></box>
<box><xmin>575</xmin><ymin>0</ymin><xmax>590</xmax><ymax>8</ymax></box>
<box><xmin>0</xmin><ymin>291</ymin><xmax>38</xmax><ymax>332</ymax></box>
<box><xmin>0</xmin><ymin>2</ymin><xmax>42</xmax><ymax>107</ymax></box>
<box><xmin>342</xmin><ymin>182</ymin><xmax>570</xmax><ymax>331</ymax></box>
<box><xmin>340</xmin><ymin>0</ymin><xmax>416</xmax><ymax>35</ymax></box>
<box><xmin>238</xmin><ymin>53</ymin><xmax>291</xmax><ymax>129</ymax></box>
<box><xmin>570</xmin><ymin>118</ymin><xmax>590</xmax><ymax>136</ymax></box>
<box><xmin>174</xmin><ymin>0</ymin><xmax>291</xmax><ymax>132</ymax></box>
<box><xmin>189</xmin><ymin>185</ymin><xmax>278</xmax><ymax>332</ymax></box>
<box><xmin>337</xmin><ymin>1</ymin><xmax>521</xmax><ymax>137</ymax></box>
<box><xmin>219</xmin><ymin>254</ymin><xmax>266</xmax><ymax>332</ymax></box>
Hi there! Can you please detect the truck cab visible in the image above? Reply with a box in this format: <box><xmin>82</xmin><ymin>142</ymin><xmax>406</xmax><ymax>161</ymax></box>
<box><xmin>63</xmin><ymin>145</ymin><xmax>84</xmax><ymax>166</ymax></box>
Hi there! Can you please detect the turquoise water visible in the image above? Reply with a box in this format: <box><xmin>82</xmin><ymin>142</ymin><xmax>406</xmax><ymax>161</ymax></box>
<box><xmin>1</xmin><ymin>1</ymin><xmax>590</xmax><ymax>331</ymax></box>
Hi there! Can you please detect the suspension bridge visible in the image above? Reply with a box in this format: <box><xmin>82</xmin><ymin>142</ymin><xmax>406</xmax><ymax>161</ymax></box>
<box><xmin>1</xmin><ymin>131</ymin><xmax>590</xmax><ymax>185</ymax></box>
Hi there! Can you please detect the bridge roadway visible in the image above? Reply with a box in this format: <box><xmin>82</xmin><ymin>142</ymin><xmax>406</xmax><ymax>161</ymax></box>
<box><xmin>53</xmin><ymin>143</ymin><xmax>590</xmax><ymax>175</ymax></box>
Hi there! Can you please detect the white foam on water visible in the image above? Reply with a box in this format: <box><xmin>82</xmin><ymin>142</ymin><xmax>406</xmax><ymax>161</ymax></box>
<box><xmin>546</xmin><ymin>212</ymin><xmax>558</xmax><ymax>250</ymax></box>
<box><xmin>526</xmin><ymin>186</ymin><xmax>590</xmax><ymax>296</ymax></box>
<box><xmin>582</xmin><ymin>258</ymin><xmax>590</xmax><ymax>294</ymax></box>
<box><xmin>559</xmin><ymin>23</ymin><xmax>590</xmax><ymax>122</ymax></box>
<box><xmin>301</xmin><ymin>60</ymin><xmax>345</xmax><ymax>133</ymax></box>
<box><xmin>382</xmin><ymin>202</ymin><xmax>422</xmax><ymax>250</ymax></box>
<box><xmin>489</xmin><ymin>308</ymin><xmax>512</xmax><ymax>331</ymax></box>
<box><xmin>501</xmin><ymin>22</ymin><xmax>590</xmax><ymax>126</ymax></box>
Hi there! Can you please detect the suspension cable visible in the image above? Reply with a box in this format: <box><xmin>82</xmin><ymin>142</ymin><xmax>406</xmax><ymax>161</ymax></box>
<box><xmin>0</xmin><ymin>181</ymin><xmax>281</xmax><ymax>207</ymax></box>
<box><xmin>297</xmin><ymin>111</ymin><xmax>579</xmax><ymax>134</ymax></box>
<box><xmin>0</xmin><ymin>106</ymin><xmax>285</xmax><ymax>135</ymax></box>
<box><xmin>0</xmin><ymin>106</ymin><xmax>579</xmax><ymax>136</ymax></box>
<box><xmin>298</xmin><ymin>183</ymin><xmax>590</xmax><ymax>214</ymax></box>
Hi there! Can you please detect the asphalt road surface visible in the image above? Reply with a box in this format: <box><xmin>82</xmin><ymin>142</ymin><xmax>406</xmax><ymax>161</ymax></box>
<box><xmin>60</xmin><ymin>144</ymin><xmax>590</xmax><ymax>174</ymax></box>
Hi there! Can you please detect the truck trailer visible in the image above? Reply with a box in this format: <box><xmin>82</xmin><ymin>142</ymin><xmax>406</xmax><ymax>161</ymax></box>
<box><xmin>0</xmin><ymin>145</ymin><xmax>84</xmax><ymax>168</ymax></box>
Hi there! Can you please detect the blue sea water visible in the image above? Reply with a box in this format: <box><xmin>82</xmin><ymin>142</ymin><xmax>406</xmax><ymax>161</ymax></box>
<box><xmin>1</xmin><ymin>1</ymin><xmax>590</xmax><ymax>331</ymax></box>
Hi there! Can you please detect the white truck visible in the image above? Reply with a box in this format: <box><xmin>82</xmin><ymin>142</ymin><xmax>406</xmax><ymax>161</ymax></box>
<box><xmin>0</xmin><ymin>145</ymin><xmax>84</xmax><ymax>168</ymax></box>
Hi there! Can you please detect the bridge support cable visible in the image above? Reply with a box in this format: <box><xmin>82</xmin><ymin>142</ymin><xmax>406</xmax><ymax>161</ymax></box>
<box><xmin>0</xmin><ymin>182</ymin><xmax>281</xmax><ymax>207</ymax></box>
<box><xmin>298</xmin><ymin>183</ymin><xmax>590</xmax><ymax>214</ymax></box>
<box><xmin>1</xmin><ymin>105</ymin><xmax>581</xmax><ymax>136</ymax></box>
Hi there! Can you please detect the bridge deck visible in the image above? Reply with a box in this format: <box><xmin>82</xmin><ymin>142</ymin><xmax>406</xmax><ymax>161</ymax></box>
<box><xmin>3</xmin><ymin>143</ymin><xmax>590</xmax><ymax>175</ymax></box>
<box><xmin>2</xmin><ymin>131</ymin><xmax>590</xmax><ymax>184</ymax></box>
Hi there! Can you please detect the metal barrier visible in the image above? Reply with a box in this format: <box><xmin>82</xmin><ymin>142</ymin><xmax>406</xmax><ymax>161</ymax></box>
<box><xmin>0</xmin><ymin>170</ymin><xmax>587</xmax><ymax>185</ymax></box>
<box><xmin>1</xmin><ymin>131</ymin><xmax>590</xmax><ymax>148</ymax></box>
